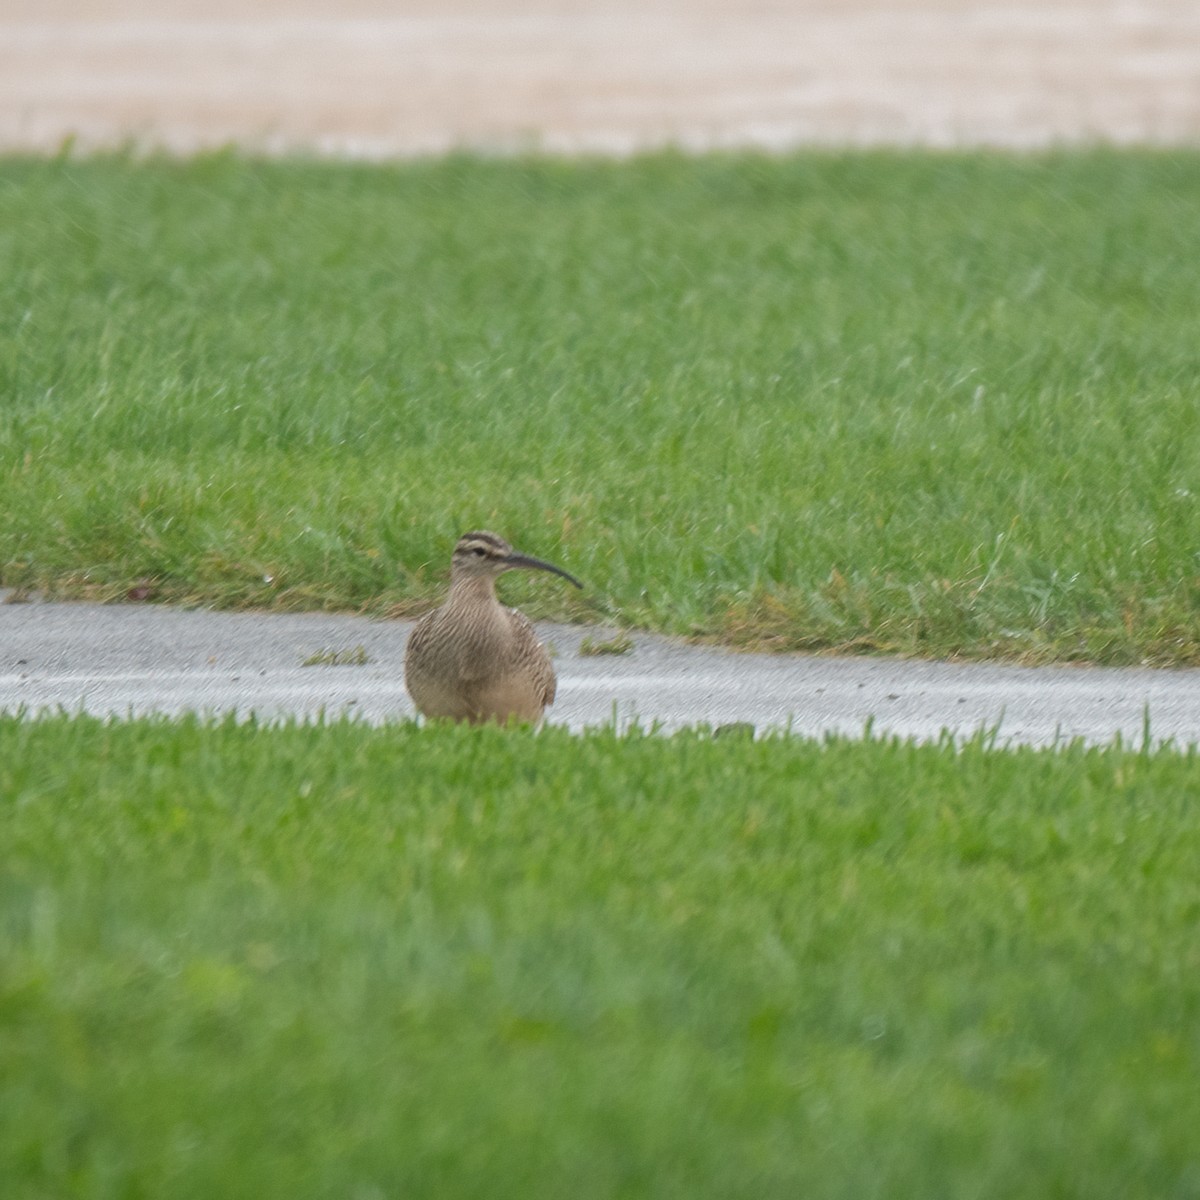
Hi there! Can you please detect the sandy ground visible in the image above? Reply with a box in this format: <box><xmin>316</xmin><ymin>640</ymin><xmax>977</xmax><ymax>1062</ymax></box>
<box><xmin>3</xmin><ymin>0</ymin><xmax>1199</xmax><ymax>155</ymax></box>
<box><xmin>4</xmin><ymin>599</ymin><xmax>1200</xmax><ymax>745</ymax></box>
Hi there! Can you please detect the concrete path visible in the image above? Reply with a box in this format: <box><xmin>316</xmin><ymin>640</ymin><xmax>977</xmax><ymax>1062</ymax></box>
<box><xmin>4</xmin><ymin>598</ymin><xmax>1199</xmax><ymax>747</ymax></box>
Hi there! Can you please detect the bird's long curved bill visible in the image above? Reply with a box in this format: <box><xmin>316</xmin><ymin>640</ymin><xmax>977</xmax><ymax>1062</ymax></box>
<box><xmin>506</xmin><ymin>553</ymin><xmax>584</xmax><ymax>589</ymax></box>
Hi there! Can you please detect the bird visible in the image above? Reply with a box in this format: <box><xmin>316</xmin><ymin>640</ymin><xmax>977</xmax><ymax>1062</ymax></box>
<box><xmin>404</xmin><ymin>530</ymin><xmax>583</xmax><ymax>725</ymax></box>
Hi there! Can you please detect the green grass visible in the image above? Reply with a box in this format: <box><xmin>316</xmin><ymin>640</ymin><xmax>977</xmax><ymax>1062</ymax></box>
<box><xmin>1</xmin><ymin>715</ymin><xmax>1198</xmax><ymax>1198</ymax></box>
<box><xmin>2</xmin><ymin>149</ymin><xmax>1199</xmax><ymax>661</ymax></box>
<box><xmin>300</xmin><ymin>644</ymin><xmax>370</xmax><ymax>667</ymax></box>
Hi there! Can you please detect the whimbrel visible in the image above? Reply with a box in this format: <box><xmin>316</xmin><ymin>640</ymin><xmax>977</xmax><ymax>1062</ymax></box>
<box><xmin>404</xmin><ymin>531</ymin><xmax>583</xmax><ymax>725</ymax></box>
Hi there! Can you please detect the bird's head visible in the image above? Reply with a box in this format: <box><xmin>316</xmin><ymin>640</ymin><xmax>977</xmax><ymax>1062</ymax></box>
<box><xmin>450</xmin><ymin>530</ymin><xmax>583</xmax><ymax>589</ymax></box>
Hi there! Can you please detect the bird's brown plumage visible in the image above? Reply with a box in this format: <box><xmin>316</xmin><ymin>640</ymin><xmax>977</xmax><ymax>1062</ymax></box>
<box><xmin>404</xmin><ymin>531</ymin><xmax>582</xmax><ymax>725</ymax></box>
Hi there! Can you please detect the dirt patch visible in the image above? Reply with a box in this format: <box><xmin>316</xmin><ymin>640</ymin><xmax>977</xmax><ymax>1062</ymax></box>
<box><xmin>3</xmin><ymin>0</ymin><xmax>1199</xmax><ymax>155</ymax></box>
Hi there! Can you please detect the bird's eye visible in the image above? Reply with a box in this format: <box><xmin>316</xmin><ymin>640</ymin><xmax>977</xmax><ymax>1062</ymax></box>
<box><xmin>472</xmin><ymin>547</ymin><xmax>487</xmax><ymax>557</ymax></box>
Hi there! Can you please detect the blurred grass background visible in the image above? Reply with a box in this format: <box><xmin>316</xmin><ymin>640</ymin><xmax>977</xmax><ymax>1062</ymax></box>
<box><xmin>2</xmin><ymin>714</ymin><xmax>1198</xmax><ymax>1198</ymax></box>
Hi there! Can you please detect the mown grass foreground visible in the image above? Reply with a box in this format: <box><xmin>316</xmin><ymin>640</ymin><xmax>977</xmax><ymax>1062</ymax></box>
<box><xmin>2</xmin><ymin>716</ymin><xmax>1198</xmax><ymax>1198</ymax></box>
<box><xmin>2</xmin><ymin>150</ymin><xmax>1199</xmax><ymax>662</ymax></box>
